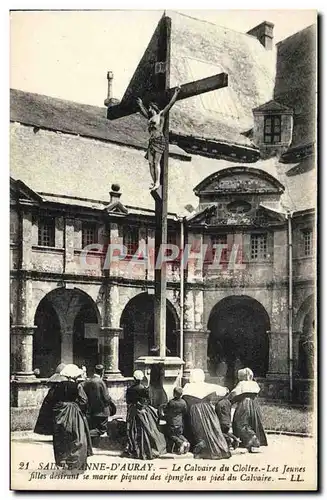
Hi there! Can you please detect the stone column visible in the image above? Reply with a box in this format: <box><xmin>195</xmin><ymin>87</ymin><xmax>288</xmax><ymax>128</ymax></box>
<box><xmin>184</xmin><ymin>290</ymin><xmax>195</xmax><ymax>330</ymax></box>
<box><xmin>100</xmin><ymin>327</ymin><xmax>123</xmax><ymax>379</ymax></box>
<box><xmin>109</xmin><ymin>223</ymin><xmax>122</xmax><ymax>278</ymax></box>
<box><xmin>11</xmin><ymin>325</ymin><xmax>36</xmax><ymax>378</ymax></box>
<box><xmin>267</xmin><ymin>330</ymin><xmax>289</xmax><ymax>377</ymax></box>
<box><xmin>55</xmin><ymin>216</ymin><xmax>64</xmax><ymax>249</ymax></box>
<box><xmin>101</xmin><ymin>283</ymin><xmax>123</xmax><ymax>378</ymax></box>
<box><xmin>21</xmin><ymin>210</ymin><xmax>33</xmax><ymax>270</ymax></box>
<box><xmin>61</xmin><ymin>327</ymin><xmax>74</xmax><ymax>364</ymax></box>
<box><xmin>186</xmin><ymin>232</ymin><xmax>204</xmax><ymax>282</ymax></box>
<box><xmin>64</xmin><ymin>218</ymin><xmax>75</xmax><ymax>273</ymax></box>
<box><xmin>11</xmin><ymin>207</ymin><xmax>38</xmax><ymax>379</ymax></box>
<box><xmin>292</xmin><ymin>331</ymin><xmax>301</xmax><ymax>377</ymax></box>
<box><xmin>183</xmin><ymin>329</ymin><xmax>210</xmax><ymax>381</ymax></box>
<box><xmin>183</xmin><ymin>290</ymin><xmax>194</xmax><ymax>378</ymax></box>
<box><xmin>194</xmin><ymin>289</ymin><xmax>204</xmax><ymax>330</ymax></box>
<box><xmin>182</xmin><ymin>288</ymin><xmax>209</xmax><ymax>380</ymax></box>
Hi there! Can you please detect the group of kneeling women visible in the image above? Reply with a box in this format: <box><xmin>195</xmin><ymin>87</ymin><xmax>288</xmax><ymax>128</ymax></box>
<box><xmin>34</xmin><ymin>365</ymin><xmax>267</xmax><ymax>468</ymax></box>
<box><xmin>125</xmin><ymin>367</ymin><xmax>267</xmax><ymax>460</ymax></box>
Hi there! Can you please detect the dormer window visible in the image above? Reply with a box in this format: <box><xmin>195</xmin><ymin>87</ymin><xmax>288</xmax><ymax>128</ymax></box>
<box><xmin>264</xmin><ymin>115</ymin><xmax>281</xmax><ymax>144</ymax></box>
<box><xmin>252</xmin><ymin>100</ymin><xmax>293</xmax><ymax>158</ymax></box>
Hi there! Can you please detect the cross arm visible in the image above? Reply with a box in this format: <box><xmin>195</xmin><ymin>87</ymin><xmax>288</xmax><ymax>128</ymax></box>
<box><xmin>107</xmin><ymin>72</ymin><xmax>228</xmax><ymax>120</ymax></box>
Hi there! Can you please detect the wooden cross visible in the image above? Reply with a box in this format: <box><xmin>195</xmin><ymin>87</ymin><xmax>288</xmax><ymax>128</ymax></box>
<box><xmin>107</xmin><ymin>14</ymin><xmax>228</xmax><ymax>358</ymax></box>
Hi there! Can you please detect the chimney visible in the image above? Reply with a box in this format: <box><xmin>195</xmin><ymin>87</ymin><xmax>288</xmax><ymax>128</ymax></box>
<box><xmin>247</xmin><ymin>21</ymin><xmax>274</xmax><ymax>50</ymax></box>
<box><xmin>104</xmin><ymin>71</ymin><xmax>118</xmax><ymax>107</ymax></box>
<box><xmin>109</xmin><ymin>183</ymin><xmax>121</xmax><ymax>203</ymax></box>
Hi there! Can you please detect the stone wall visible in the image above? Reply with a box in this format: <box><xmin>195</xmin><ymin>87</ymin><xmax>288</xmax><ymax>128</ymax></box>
<box><xmin>10</xmin><ymin>377</ymin><xmax>132</xmax><ymax>431</ymax></box>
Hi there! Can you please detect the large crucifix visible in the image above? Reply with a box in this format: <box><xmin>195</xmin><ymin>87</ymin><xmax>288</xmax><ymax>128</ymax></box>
<box><xmin>107</xmin><ymin>14</ymin><xmax>228</xmax><ymax>362</ymax></box>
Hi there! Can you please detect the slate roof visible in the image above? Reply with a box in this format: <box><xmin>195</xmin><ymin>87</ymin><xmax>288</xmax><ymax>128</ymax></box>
<box><xmin>10</xmin><ymin>89</ymin><xmax>190</xmax><ymax>161</ymax></box>
<box><xmin>168</xmin><ymin>11</ymin><xmax>275</xmax><ymax>147</ymax></box>
<box><xmin>10</xmin><ymin>11</ymin><xmax>277</xmax><ymax>153</ymax></box>
<box><xmin>10</xmin><ymin>14</ymin><xmax>316</xmax><ymax>215</ymax></box>
<box><xmin>10</xmin><ymin>121</ymin><xmax>315</xmax><ymax>215</ymax></box>
<box><xmin>274</xmin><ymin>24</ymin><xmax>316</xmax><ymax>150</ymax></box>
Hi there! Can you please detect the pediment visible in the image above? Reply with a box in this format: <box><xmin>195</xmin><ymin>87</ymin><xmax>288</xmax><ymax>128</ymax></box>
<box><xmin>104</xmin><ymin>200</ymin><xmax>128</xmax><ymax>216</ymax></box>
<box><xmin>10</xmin><ymin>178</ymin><xmax>43</xmax><ymax>204</ymax></box>
<box><xmin>188</xmin><ymin>203</ymin><xmax>286</xmax><ymax>228</ymax></box>
<box><xmin>253</xmin><ymin>99</ymin><xmax>293</xmax><ymax>115</ymax></box>
<box><xmin>194</xmin><ymin>167</ymin><xmax>284</xmax><ymax>197</ymax></box>
<box><xmin>187</xmin><ymin>205</ymin><xmax>217</xmax><ymax>224</ymax></box>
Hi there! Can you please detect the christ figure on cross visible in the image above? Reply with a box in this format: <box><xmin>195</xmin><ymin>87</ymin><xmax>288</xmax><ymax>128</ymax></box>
<box><xmin>136</xmin><ymin>85</ymin><xmax>181</xmax><ymax>191</ymax></box>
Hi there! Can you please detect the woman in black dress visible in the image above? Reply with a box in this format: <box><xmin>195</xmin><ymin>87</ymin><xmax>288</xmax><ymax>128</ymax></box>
<box><xmin>182</xmin><ymin>369</ymin><xmax>231</xmax><ymax>460</ymax></box>
<box><xmin>125</xmin><ymin>370</ymin><xmax>166</xmax><ymax>460</ymax></box>
<box><xmin>34</xmin><ymin>363</ymin><xmax>67</xmax><ymax>436</ymax></box>
<box><xmin>48</xmin><ymin>364</ymin><xmax>93</xmax><ymax>469</ymax></box>
<box><xmin>229</xmin><ymin>367</ymin><xmax>268</xmax><ymax>452</ymax></box>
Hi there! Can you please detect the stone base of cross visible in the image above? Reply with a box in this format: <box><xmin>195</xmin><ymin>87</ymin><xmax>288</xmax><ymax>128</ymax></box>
<box><xmin>107</xmin><ymin>14</ymin><xmax>228</xmax><ymax>392</ymax></box>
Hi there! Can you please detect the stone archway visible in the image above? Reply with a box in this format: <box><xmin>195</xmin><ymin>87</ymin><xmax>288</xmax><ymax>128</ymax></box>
<box><xmin>33</xmin><ymin>297</ymin><xmax>61</xmax><ymax>377</ymax></box>
<box><xmin>33</xmin><ymin>287</ymin><xmax>101</xmax><ymax>377</ymax></box>
<box><xmin>207</xmin><ymin>295</ymin><xmax>270</xmax><ymax>388</ymax></box>
<box><xmin>119</xmin><ymin>292</ymin><xmax>179</xmax><ymax>377</ymax></box>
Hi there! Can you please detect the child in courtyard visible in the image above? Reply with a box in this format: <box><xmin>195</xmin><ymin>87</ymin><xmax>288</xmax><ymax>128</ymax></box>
<box><xmin>215</xmin><ymin>394</ymin><xmax>240</xmax><ymax>450</ymax></box>
<box><xmin>159</xmin><ymin>387</ymin><xmax>190</xmax><ymax>455</ymax></box>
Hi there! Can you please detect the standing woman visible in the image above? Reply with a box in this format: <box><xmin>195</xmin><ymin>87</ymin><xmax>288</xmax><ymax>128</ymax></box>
<box><xmin>51</xmin><ymin>364</ymin><xmax>93</xmax><ymax>469</ymax></box>
<box><xmin>34</xmin><ymin>363</ymin><xmax>67</xmax><ymax>436</ymax></box>
<box><xmin>125</xmin><ymin>370</ymin><xmax>166</xmax><ymax>460</ymax></box>
<box><xmin>182</xmin><ymin>369</ymin><xmax>231</xmax><ymax>460</ymax></box>
<box><xmin>229</xmin><ymin>367</ymin><xmax>268</xmax><ymax>452</ymax></box>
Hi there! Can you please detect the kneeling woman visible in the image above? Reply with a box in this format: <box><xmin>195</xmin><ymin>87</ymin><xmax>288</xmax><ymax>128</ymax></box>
<box><xmin>125</xmin><ymin>370</ymin><xmax>167</xmax><ymax>460</ymax></box>
<box><xmin>229</xmin><ymin>367</ymin><xmax>268</xmax><ymax>452</ymax></box>
<box><xmin>183</xmin><ymin>369</ymin><xmax>231</xmax><ymax>460</ymax></box>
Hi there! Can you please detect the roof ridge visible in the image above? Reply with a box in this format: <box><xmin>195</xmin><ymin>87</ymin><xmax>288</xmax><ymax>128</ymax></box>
<box><xmin>276</xmin><ymin>22</ymin><xmax>316</xmax><ymax>46</ymax></box>
<box><xmin>10</xmin><ymin>87</ymin><xmax>106</xmax><ymax>112</ymax></box>
<box><xmin>38</xmin><ymin>191</ymin><xmax>159</xmax><ymax>213</ymax></box>
<box><xmin>168</xmin><ymin>10</ymin><xmax>268</xmax><ymax>45</ymax></box>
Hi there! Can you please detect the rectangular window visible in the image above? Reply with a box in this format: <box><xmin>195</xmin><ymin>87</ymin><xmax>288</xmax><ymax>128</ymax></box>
<box><xmin>251</xmin><ymin>233</ymin><xmax>267</xmax><ymax>260</ymax></box>
<box><xmin>211</xmin><ymin>234</ymin><xmax>228</xmax><ymax>262</ymax></box>
<box><xmin>123</xmin><ymin>226</ymin><xmax>139</xmax><ymax>255</ymax></box>
<box><xmin>302</xmin><ymin>229</ymin><xmax>313</xmax><ymax>256</ymax></box>
<box><xmin>167</xmin><ymin>231</ymin><xmax>180</xmax><ymax>262</ymax></box>
<box><xmin>264</xmin><ymin>115</ymin><xmax>281</xmax><ymax>144</ymax></box>
<box><xmin>38</xmin><ymin>218</ymin><xmax>55</xmax><ymax>247</ymax></box>
<box><xmin>167</xmin><ymin>232</ymin><xmax>178</xmax><ymax>246</ymax></box>
<box><xmin>82</xmin><ymin>223</ymin><xmax>98</xmax><ymax>249</ymax></box>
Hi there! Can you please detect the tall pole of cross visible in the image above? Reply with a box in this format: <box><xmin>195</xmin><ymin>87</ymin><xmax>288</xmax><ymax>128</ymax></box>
<box><xmin>152</xmin><ymin>16</ymin><xmax>171</xmax><ymax>358</ymax></box>
<box><xmin>107</xmin><ymin>14</ymin><xmax>228</xmax><ymax>365</ymax></box>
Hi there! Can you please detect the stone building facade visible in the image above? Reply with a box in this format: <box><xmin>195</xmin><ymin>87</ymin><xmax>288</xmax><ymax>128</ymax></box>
<box><xmin>10</xmin><ymin>14</ymin><xmax>316</xmax><ymax>429</ymax></box>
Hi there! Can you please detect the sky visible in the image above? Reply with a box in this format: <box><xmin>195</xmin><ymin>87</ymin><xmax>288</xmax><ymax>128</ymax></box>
<box><xmin>10</xmin><ymin>9</ymin><xmax>317</xmax><ymax>107</ymax></box>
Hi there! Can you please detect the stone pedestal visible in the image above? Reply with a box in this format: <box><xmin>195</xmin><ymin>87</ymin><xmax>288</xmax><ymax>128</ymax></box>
<box><xmin>11</xmin><ymin>325</ymin><xmax>37</xmax><ymax>379</ymax></box>
<box><xmin>183</xmin><ymin>329</ymin><xmax>210</xmax><ymax>382</ymax></box>
<box><xmin>134</xmin><ymin>356</ymin><xmax>184</xmax><ymax>401</ymax></box>
<box><xmin>100</xmin><ymin>327</ymin><xmax>123</xmax><ymax>379</ymax></box>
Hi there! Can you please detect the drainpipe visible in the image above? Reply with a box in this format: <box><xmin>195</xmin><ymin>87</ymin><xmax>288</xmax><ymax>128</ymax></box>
<box><xmin>287</xmin><ymin>211</ymin><xmax>293</xmax><ymax>401</ymax></box>
<box><xmin>178</xmin><ymin>216</ymin><xmax>185</xmax><ymax>379</ymax></box>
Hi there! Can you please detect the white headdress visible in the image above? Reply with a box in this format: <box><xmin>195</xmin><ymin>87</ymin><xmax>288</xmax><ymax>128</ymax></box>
<box><xmin>183</xmin><ymin>368</ymin><xmax>228</xmax><ymax>399</ymax></box>
<box><xmin>133</xmin><ymin>370</ymin><xmax>144</xmax><ymax>381</ymax></box>
<box><xmin>60</xmin><ymin>364</ymin><xmax>83</xmax><ymax>380</ymax></box>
